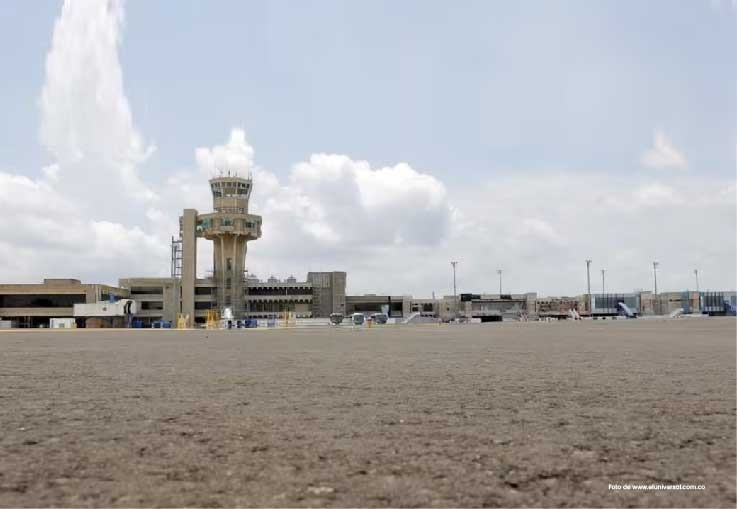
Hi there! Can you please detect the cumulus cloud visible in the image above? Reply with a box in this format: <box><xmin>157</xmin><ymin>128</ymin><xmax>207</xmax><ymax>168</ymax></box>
<box><xmin>0</xmin><ymin>0</ymin><xmax>163</xmax><ymax>284</ymax></box>
<box><xmin>145</xmin><ymin>135</ymin><xmax>453</xmax><ymax>282</ymax></box>
<box><xmin>280</xmin><ymin>154</ymin><xmax>449</xmax><ymax>246</ymax></box>
<box><xmin>418</xmin><ymin>175</ymin><xmax>735</xmax><ymax>297</ymax></box>
<box><xmin>195</xmin><ymin>129</ymin><xmax>254</xmax><ymax>178</ymax></box>
<box><xmin>241</xmin><ymin>163</ymin><xmax>734</xmax><ymax>295</ymax></box>
<box><xmin>0</xmin><ymin>172</ymin><xmax>165</xmax><ymax>283</ymax></box>
<box><xmin>39</xmin><ymin>0</ymin><xmax>156</xmax><ymax>212</ymax></box>
<box><xmin>641</xmin><ymin>130</ymin><xmax>688</xmax><ymax>170</ymax></box>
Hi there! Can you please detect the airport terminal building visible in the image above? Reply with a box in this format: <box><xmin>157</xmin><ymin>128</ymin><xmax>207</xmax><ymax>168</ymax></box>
<box><xmin>118</xmin><ymin>271</ymin><xmax>346</xmax><ymax>326</ymax></box>
<box><xmin>0</xmin><ymin>279</ymin><xmax>129</xmax><ymax>328</ymax></box>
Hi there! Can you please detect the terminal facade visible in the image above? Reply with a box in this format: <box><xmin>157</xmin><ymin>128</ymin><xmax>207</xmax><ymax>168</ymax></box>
<box><xmin>2</xmin><ymin>280</ymin><xmax>734</xmax><ymax>327</ymax></box>
<box><xmin>118</xmin><ymin>272</ymin><xmax>346</xmax><ymax>326</ymax></box>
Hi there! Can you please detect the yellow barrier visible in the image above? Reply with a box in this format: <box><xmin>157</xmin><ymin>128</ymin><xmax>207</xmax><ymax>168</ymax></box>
<box><xmin>205</xmin><ymin>309</ymin><xmax>219</xmax><ymax>329</ymax></box>
<box><xmin>176</xmin><ymin>313</ymin><xmax>190</xmax><ymax>329</ymax></box>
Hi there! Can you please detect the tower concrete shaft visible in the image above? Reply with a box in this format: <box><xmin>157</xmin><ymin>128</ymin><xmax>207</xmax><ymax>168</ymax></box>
<box><xmin>180</xmin><ymin>209</ymin><xmax>198</xmax><ymax>324</ymax></box>
<box><xmin>179</xmin><ymin>175</ymin><xmax>262</xmax><ymax>322</ymax></box>
<box><xmin>201</xmin><ymin>176</ymin><xmax>262</xmax><ymax>317</ymax></box>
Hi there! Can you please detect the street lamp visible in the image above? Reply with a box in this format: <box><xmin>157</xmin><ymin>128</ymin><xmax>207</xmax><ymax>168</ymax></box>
<box><xmin>586</xmin><ymin>260</ymin><xmax>592</xmax><ymax>315</ymax></box>
<box><xmin>694</xmin><ymin>268</ymin><xmax>700</xmax><ymax>312</ymax></box>
<box><xmin>497</xmin><ymin>269</ymin><xmax>503</xmax><ymax>295</ymax></box>
<box><xmin>601</xmin><ymin>269</ymin><xmax>606</xmax><ymax>295</ymax></box>
<box><xmin>653</xmin><ymin>261</ymin><xmax>659</xmax><ymax>315</ymax></box>
<box><xmin>694</xmin><ymin>268</ymin><xmax>699</xmax><ymax>293</ymax></box>
<box><xmin>451</xmin><ymin>261</ymin><xmax>458</xmax><ymax>317</ymax></box>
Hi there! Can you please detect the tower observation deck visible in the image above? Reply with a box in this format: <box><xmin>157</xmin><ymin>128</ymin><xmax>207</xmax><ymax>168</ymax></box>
<box><xmin>178</xmin><ymin>174</ymin><xmax>262</xmax><ymax>325</ymax></box>
<box><xmin>200</xmin><ymin>176</ymin><xmax>262</xmax><ymax>316</ymax></box>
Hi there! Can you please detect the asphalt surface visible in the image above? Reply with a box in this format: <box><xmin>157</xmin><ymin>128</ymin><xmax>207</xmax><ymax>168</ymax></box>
<box><xmin>0</xmin><ymin>318</ymin><xmax>735</xmax><ymax>508</ymax></box>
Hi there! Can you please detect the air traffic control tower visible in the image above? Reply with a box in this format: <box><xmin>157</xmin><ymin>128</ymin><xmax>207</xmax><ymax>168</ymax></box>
<box><xmin>178</xmin><ymin>174</ymin><xmax>262</xmax><ymax>325</ymax></box>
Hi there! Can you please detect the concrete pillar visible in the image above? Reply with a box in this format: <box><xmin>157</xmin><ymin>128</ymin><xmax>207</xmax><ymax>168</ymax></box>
<box><xmin>402</xmin><ymin>296</ymin><xmax>411</xmax><ymax>317</ymax></box>
<box><xmin>163</xmin><ymin>279</ymin><xmax>179</xmax><ymax>324</ymax></box>
<box><xmin>181</xmin><ymin>209</ymin><xmax>198</xmax><ymax>327</ymax></box>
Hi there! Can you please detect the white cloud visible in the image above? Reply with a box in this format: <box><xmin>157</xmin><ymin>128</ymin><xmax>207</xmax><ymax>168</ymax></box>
<box><xmin>146</xmin><ymin>140</ymin><xmax>452</xmax><ymax>281</ymax></box>
<box><xmin>195</xmin><ymin>128</ymin><xmax>254</xmax><ymax>178</ymax></box>
<box><xmin>280</xmin><ymin>154</ymin><xmax>450</xmax><ymax>246</ymax></box>
<box><xmin>39</xmin><ymin>0</ymin><xmax>156</xmax><ymax>213</ymax></box>
<box><xmin>518</xmin><ymin>218</ymin><xmax>566</xmax><ymax>247</ymax></box>
<box><xmin>641</xmin><ymin>129</ymin><xmax>688</xmax><ymax>170</ymax></box>
<box><xmin>238</xmin><ymin>164</ymin><xmax>734</xmax><ymax>295</ymax></box>
<box><xmin>41</xmin><ymin>163</ymin><xmax>60</xmax><ymax>181</ymax></box>
<box><xmin>633</xmin><ymin>183</ymin><xmax>680</xmax><ymax>207</ymax></box>
<box><xmin>0</xmin><ymin>171</ymin><xmax>166</xmax><ymax>284</ymax></box>
<box><xmin>425</xmin><ymin>175</ymin><xmax>735</xmax><ymax>297</ymax></box>
<box><xmin>0</xmin><ymin>0</ymin><xmax>163</xmax><ymax>285</ymax></box>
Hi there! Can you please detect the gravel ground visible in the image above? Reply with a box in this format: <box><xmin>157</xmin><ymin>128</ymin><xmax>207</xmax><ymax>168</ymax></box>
<box><xmin>0</xmin><ymin>318</ymin><xmax>734</xmax><ymax>508</ymax></box>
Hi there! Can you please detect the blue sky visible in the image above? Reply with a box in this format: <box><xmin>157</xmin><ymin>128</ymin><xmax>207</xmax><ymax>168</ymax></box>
<box><xmin>2</xmin><ymin>1</ymin><xmax>734</xmax><ymax>181</ymax></box>
<box><xmin>0</xmin><ymin>0</ymin><xmax>734</xmax><ymax>295</ymax></box>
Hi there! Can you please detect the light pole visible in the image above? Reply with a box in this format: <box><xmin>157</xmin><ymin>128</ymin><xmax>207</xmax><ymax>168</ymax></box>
<box><xmin>694</xmin><ymin>268</ymin><xmax>699</xmax><ymax>293</ymax></box>
<box><xmin>653</xmin><ymin>261</ymin><xmax>659</xmax><ymax>315</ymax></box>
<box><xmin>694</xmin><ymin>268</ymin><xmax>700</xmax><ymax>312</ymax></box>
<box><xmin>586</xmin><ymin>259</ymin><xmax>592</xmax><ymax>315</ymax></box>
<box><xmin>451</xmin><ymin>261</ymin><xmax>458</xmax><ymax>317</ymax></box>
<box><xmin>497</xmin><ymin>269</ymin><xmax>503</xmax><ymax>295</ymax></box>
<box><xmin>601</xmin><ymin>269</ymin><xmax>606</xmax><ymax>295</ymax></box>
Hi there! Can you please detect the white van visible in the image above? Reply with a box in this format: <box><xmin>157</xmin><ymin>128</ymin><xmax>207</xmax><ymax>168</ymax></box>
<box><xmin>351</xmin><ymin>313</ymin><xmax>365</xmax><ymax>325</ymax></box>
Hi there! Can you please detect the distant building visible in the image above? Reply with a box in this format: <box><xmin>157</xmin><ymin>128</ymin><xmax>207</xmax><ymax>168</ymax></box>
<box><xmin>638</xmin><ymin>291</ymin><xmax>656</xmax><ymax>315</ymax></box>
<box><xmin>460</xmin><ymin>293</ymin><xmax>537</xmax><ymax>322</ymax></box>
<box><xmin>656</xmin><ymin>290</ymin><xmax>736</xmax><ymax>316</ymax></box>
<box><xmin>119</xmin><ymin>272</ymin><xmax>346</xmax><ymax>326</ymax></box>
<box><xmin>410</xmin><ymin>298</ymin><xmax>439</xmax><ymax>316</ymax></box>
<box><xmin>345</xmin><ymin>295</ymin><xmax>411</xmax><ymax>318</ymax></box>
<box><xmin>0</xmin><ymin>279</ymin><xmax>129</xmax><ymax>328</ymax></box>
<box><xmin>246</xmin><ymin>277</ymin><xmax>314</xmax><ymax>319</ymax></box>
<box><xmin>308</xmin><ymin>272</ymin><xmax>347</xmax><ymax>317</ymax></box>
<box><xmin>700</xmin><ymin>291</ymin><xmax>737</xmax><ymax>315</ymax></box>
<box><xmin>589</xmin><ymin>293</ymin><xmax>640</xmax><ymax>317</ymax></box>
<box><xmin>656</xmin><ymin>291</ymin><xmax>700</xmax><ymax>315</ymax></box>
<box><xmin>536</xmin><ymin>296</ymin><xmax>579</xmax><ymax>319</ymax></box>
